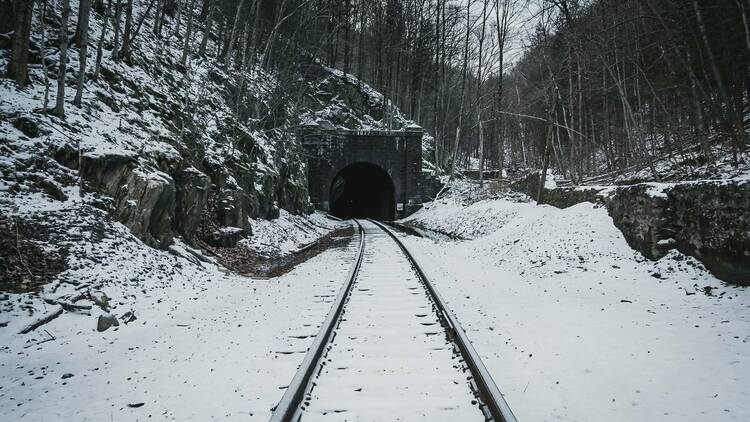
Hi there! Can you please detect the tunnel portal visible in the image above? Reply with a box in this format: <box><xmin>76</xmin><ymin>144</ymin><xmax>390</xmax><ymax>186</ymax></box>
<box><xmin>299</xmin><ymin>126</ymin><xmax>443</xmax><ymax>220</ymax></box>
<box><xmin>330</xmin><ymin>162</ymin><xmax>395</xmax><ymax>220</ymax></box>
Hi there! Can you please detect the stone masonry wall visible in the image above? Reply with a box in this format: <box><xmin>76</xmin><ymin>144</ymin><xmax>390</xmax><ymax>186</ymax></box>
<box><xmin>300</xmin><ymin>126</ymin><xmax>431</xmax><ymax>219</ymax></box>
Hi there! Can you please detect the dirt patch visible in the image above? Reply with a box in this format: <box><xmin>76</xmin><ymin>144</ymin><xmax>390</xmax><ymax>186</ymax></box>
<box><xmin>199</xmin><ymin>226</ymin><xmax>354</xmax><ymax>278</ymax></box>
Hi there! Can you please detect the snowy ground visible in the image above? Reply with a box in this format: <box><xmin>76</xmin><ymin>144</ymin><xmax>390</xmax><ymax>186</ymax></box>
<box><xmin>1</xmin><ymin>204</ymin><xmax>358</xmax><ymax>421</ymax></box>
<box><xmin>399</xmin><ymin>184</ymin><xmax>750</xmax><ymax>421</ymax></box>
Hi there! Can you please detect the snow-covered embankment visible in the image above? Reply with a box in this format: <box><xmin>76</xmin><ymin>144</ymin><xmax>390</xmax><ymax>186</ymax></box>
<box><xmin>399</xmin><ymin>184</ymin><xmax>750</xmax><ymax>421</ymax></box>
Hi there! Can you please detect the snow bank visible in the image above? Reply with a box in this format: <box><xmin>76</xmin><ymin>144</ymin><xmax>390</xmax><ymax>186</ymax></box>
<box><xmin>241</xmin><ymin>210</ymin><xmax>341</xmax><ymax>258</ymax></box>
<box><xmin>402</xmin><ymin>180</ymin><xmax>532</xmax><ymax>239</ymax></box>
<box><xmin>0</xmin><ymin>209</ymin><xmax>359</xmax><ymax>420</ymax></box>
<box><xmin>398</xmin><ymin>185</ymin><xmax>750</xmax><ymax>421</ymax></box>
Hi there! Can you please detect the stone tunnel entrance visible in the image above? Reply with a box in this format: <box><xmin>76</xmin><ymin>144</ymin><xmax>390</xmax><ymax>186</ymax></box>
<box><xmin>299</xmin><ymin>126</ymin><xmax>443</xmax><ymax>220</ymax></box>
<box><xmin>329</xmin><ymin>162</ymin><xmax>395</xmax><ymax>220</ymax></box>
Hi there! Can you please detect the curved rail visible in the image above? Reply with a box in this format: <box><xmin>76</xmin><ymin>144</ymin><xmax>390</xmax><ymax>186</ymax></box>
<box><xmin>370</xmin><ymin>219</ymin><xmax>518</xmax><ymax>422</ymax></box>
<box><xmin>269</xmin><ymin>220</ymin><xmax>366</xmax><ymax>422</ymax></box>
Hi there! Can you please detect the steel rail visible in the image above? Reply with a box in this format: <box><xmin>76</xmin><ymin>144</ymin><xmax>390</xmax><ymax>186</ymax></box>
<box><xmin>370</xmin><ymin>219</ymin><xmax>519</xmax><ymax>422</ymax></box>
<box><xmin>269</xmin><ymin>220</ymin><xmax>366</xmax><ymax>422</ymax></box>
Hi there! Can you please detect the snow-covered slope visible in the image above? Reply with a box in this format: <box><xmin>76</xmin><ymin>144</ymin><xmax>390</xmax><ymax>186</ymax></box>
<box><xmin>0</xmin><ymin>211</ymin><xmax>359</xmax><ymax>420</ymax></box>
<box><xmin>399</xmin><ymin>183</ymin><xmax>750</xmax><ymax>421</ymax></box>
<box><xmin>1</xmin><ymin>0</ymin><xmax>420</xmax><ymax>288</ymax></box>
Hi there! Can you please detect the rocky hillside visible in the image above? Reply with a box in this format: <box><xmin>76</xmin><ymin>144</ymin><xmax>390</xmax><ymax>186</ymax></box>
<box><xmin>0</xmin><ymin>1</ymin><xmax>422</xmax><ymax>290</ymax></box>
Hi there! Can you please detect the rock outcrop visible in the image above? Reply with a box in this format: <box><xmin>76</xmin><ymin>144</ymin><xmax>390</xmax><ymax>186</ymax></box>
<box><xmin>508</xmin><ymin>172</ymin><xmax>749</xmax><ymax>285</ymax></box>
<box><xmin>80</xmin><ymin>153</ymin><xmax>176</xmax><ymax>249</ymax></box>
<box><xmin>174</xmin><ymin>166</ymin><xmax>210</xmax><ymax>242</ymax></box>
<box><xmin>607</xmin><ymin>181</ymin><xmax>750</xmax><ymax>285</ymax></box>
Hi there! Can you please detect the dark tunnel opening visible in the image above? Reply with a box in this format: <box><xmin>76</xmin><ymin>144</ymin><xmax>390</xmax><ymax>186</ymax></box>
<box><xmin>329</xmin><ymin>162</ymin><xmax>395</xmax><ymax>221</ymax></box>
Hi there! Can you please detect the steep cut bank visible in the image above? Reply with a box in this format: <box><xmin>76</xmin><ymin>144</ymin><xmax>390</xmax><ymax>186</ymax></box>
<box><xmin>508</xmin><ymin>172</ymin><xmax>750</xmax><ymax>285</ymax></box>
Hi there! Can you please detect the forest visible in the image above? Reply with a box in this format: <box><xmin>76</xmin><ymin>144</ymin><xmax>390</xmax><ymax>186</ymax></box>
<box><xmin>5</xmin><ymin>0</ymin><xmax>750</xmax><ymax>187</ymax></box>
<box><xmin>2</xmin><ymin>1</ymin><xmax>750</xmax><ymax>421</ymax></box>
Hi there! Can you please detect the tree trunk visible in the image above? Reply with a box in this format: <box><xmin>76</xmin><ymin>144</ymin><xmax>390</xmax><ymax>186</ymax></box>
<box><xmin>112</xmin><ymin>0</ymin><xmax>122</xmax><ymax>60</ymax></box>
<box><xmin>40</xmin><ymin>0</ymin><xmax>51</xmax><ymax>110</ymax></box>
<box><xmin>93</xmin><ymin>0</ymin><xmax>111</xmax><ymax>81</ymax></box>
<box><xmin>55</xmin><ymin>0</ymin><xmax>71</xmax><ymax>118</ymax></box>
<box><xmin>117</xmin><ymin>0</ymin><xmax>133</xmax><ymax>59</ymax></box>
<box><xmin>73</xmin><ymin>0</ymin><xmax>90</xmax><ymax>46</ymax></box>
<box><xmin>495</xmin><ymin>0</ymin><xmax>511</xmax><ymax>178</ymax></box>
<box><xmin>126</xmin><ymin>0</ymin><xmax>156</xmax><ymax>55</ymax></box>
<box><xmin>6</xmin><ymin>0</ymin><xmax>35</xmax><ymax>86</ymax></box>
<box><xmin>478</xmin><ymin>117</ymin><xmax>485</xmax><ymax>188</ymax></box>
<box><xmin>199</xmin><ymin>0</ymin><xmax>209</xmax><ymax>19</ymax></box>
<box><xmin>537</xmin><ymin>100</ymin><xmax>554</xmax><ymax>204</ymax></box>
<box><xmin>475</xmin><ymin>0</ymin><xmax>488</xmax><ymax>188</ymax></box>
<box><xmin>356</xmin><ymin>0</ymin><xmax>366</xmax><ymax>78</ymax></box>
<box><xmin>198</xmin><ymin>0</ymin><xmax>213</xmax><ymax>56</ymax></box>
<box><xmin>181</xmin><ymin>0</ymin><xmax>195</xmax><ymax>68</ymax></box>
<box><xmin>432</xmin><ymin>1</ymin><xmax>441</xmax><ymax>174</ymax></box>
<box><xmin>449</xmin><ymin>1</ymin><xmax>472</xmax><ymax>181</ymax></box>
<box><xmin>343</xmin><ymin>0</ymin><xmax>351</xmax><ymax>73</ymax></box>
<box><xmin>74</xmin><ymin>0</ymin><xmax>91</xmax><ymax>106</ymax></box>
<box><xmin>248</xmin><ymin>0</ymin><xmax>262</xmax><ymax>68</ymax></box>
<box><xmin>0</xmin><ymin>0</ymin><xmax>15</xmax><ymax>34</ymax></box>
<box><xmin>224</xmin><ymin>0</ymin><xmax>246</xmax><ymax>68</ymax></box>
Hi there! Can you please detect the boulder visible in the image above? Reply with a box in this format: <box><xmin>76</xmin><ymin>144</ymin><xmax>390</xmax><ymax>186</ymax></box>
<box><xmin>207</xmin><ymin>226</ymin><xmax>248</xmax><ymax>248</ymax></box>
<box><xmin>50</xmin><ymin>142</ymin><xmax>80</xmax><ymax>170</ymax></box>
<box><xmin>80</xmin><ymin>152</ymin><xmax>135</xmax><ymax>194</ymax></box>
<box><xmin>97</xmin><ymin>313</ymin><xmax>119</xmax><ymax>332</ymax></box>
<box><xmin>11</xmin><ymin>115</ymin><xmax>41</xmax><ymax>138</ymax></box>
<box><xmin>606</xmin><ymin>184</ymin><xmax>675</xmax><ymax>260</ymax></box>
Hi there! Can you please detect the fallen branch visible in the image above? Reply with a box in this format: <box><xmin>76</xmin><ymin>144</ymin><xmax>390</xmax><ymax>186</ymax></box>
<box><xmin>23</xmin><ymin>330</ymin><xmax>56</xmax><ymax>349</ymax></box>
<box><xmin>59</xmin><ymin>301</ymin><xmax>92</xmax><ymax>312</ymax></box>
<box><xmin>18</xmin><ymin>306</ymin><xmax>64</xmax><ymax>334</ymax></box>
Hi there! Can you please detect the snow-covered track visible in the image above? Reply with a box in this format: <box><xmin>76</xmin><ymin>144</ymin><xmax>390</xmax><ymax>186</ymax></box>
<box><xmin>270</xmin><ymin>220</ymin><xmax>366</xmax><ymax>422</ymax></box>
<box><xmin>372</xmin><ymin>219</ymin><xmax>518</xmax><ymax>422</ymax></box>
<box><xmin>270</xmin><ymin>219</ymin><xmax>517</xmax><ymax>421</ymax></box>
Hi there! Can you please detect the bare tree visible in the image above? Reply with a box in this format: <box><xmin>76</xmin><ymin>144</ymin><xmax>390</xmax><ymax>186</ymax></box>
<box><xmin>198</xmin><ymin>0</ymin><xmax>213</xmax><ymax>56</ymax></box>
<box><xmin>6</xmin><ymin>0</ymin><xmax>35</xmax><ymax>85</ymax></box>
<box><xmin>40</xmin><ymin>0</ymin><xmax>51</xmax><ymax>110</ymax></box>
<box><xmin>450</xmin><ymin>0</ymin><xmax>476</xmax><ymax>181</ymax></box>
<box><xmin>224</xmin><ymin>0</ymin><xmax>246</xmax><ymax>67</ymax></box>
<box><xmin>55</xmin><ymin>0</ymin><xmax>71</xmax><ymax>118</ymax></box>
<box><xmin>93</xmin><ymin>0</ymin><xmax>112</xmax><ymax>81</ymax></box>
<box><xmin>181</xmin><ymin>0</ymin><xmax>196</xmax><ymax>68</ymax></box>
<box><xmin>117</xmin><ymin>0</ymin><xmax>133</xmax><ymax>59</ymax></box>
<box><xmin>476</xmin><ymin>0</ymin><xmax>489</xmax><ymax>188</ymax></box>
<box><xmin>74</xmin><ymin>0</ymin><xmax>91</xmax><ymax>106</ymax></box>
<box><xmin>493</xmin><ymin>0</ymin><xmax>517</xmax><ymax>178</ymax></box>
<box><xmin>112</xmin><ymin>0</ymin><xmax>122</xmax><ymax>60</ymax></box>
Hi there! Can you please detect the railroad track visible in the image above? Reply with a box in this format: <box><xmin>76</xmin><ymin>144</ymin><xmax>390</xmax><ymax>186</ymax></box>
<box><xmin>271</xmin><ymin>219</ymin><xmax>517</xmax><ymax>421</ymax></box>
